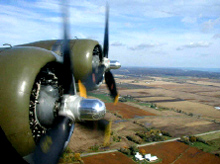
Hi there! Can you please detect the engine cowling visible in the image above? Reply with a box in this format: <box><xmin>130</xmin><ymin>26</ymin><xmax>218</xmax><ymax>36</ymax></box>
<box><xmin>70</xmin><ymin>39</ymin><xmax>104</xmax><ymax>90</ymax></box>
<box><xmin>21</xmin><ymin>39</ymin><xmax>105</xmax><ymax>90</ymax></box>
<box><xmin>0</xmin><ymin>47</ymin><xmax>56</xmax><ymax>156</ymax></box>
<box><xmin>71</xmin><ymin>39</ymin><xmax>104</xmax><ymax>86</ymax></box>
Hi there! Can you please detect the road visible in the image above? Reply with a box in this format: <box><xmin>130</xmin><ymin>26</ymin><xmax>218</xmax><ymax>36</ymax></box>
<box><xmin>81</xmin><ymin>130</ymin><xmax>220</xmax><ymax>157</ymax></box>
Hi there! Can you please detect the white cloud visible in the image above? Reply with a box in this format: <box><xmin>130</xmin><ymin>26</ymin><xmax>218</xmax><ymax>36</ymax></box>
<box><xmin>108</xmin><ymin>0</ymin><xmax>220</xmax><ymax>19</ymax></box>
<box><xmin>177</xmin><ymin>41</ymin><xmax>211</xmax><ymax>50</ymax></box>
<box><xmin>111</xmin><ymin>42</ymin><xmax>125</xmax><ymax>47</ymax></box>
<box><xmin>181</xmin><ymin>17</ymin><xmax>197</xmax><ymax>24</ymax></box>
<box><xmin>213</xmin><ymin>34</ymin><xmax>220</xmax><ymax>39</ymax></box>
<box><xmin>201</xmin><ymin>17</ymin><xmax>220</xmax><ymax>33</ymax></box>
<box><xmin>128</xmin><ymin>44</ymin><xmax>156</xmax><ymax>51</ymax></box>
<box><xmin>0</xmin><ymin>0</ymin><xmax>220</xmax><ymax>68</ymax></box>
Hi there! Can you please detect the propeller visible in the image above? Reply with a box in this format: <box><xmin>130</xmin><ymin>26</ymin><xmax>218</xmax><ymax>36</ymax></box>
<box><xmin>33</xmin><ymin>2</ymin><xmax>75</xmax><ymax>164</ymax></box>
<box><xmin>32</xmin><ymin>2</ymin><xmax>120</xmax><ymax>164</ymax></box>
<box><xmin>33</xmin><ymin>117</ymin><xmax>74</xmax><ymax>164</ymax></box>
<box><xmin>103</xmin><ymin>3</ymin><xmax>119</xmax><ymax>104</ymax></box>
<box><xmin>82</xmin><ymin>3</ymin><xmax>120</xmax><ymax>104</ymax></box>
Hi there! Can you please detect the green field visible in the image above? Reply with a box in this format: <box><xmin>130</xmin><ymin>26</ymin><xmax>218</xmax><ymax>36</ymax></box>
<box><xmin>191</xmin><ymin>142</ymin><xmax>219</xmax><ymax>153</ymax></box>
<box><xmin>199</xmin><ymin>132</ymin><xmax>220</xmax><ymax>141</ymax></box>
<box><xmin>87</xmin><ymin>92</ymin><xmax>113</xmax><ymax>103</ymax></box>
<box><xmin>191</xmin><ymin>133</ymin><xmax>220</xmax><ymax>153</ymax></box>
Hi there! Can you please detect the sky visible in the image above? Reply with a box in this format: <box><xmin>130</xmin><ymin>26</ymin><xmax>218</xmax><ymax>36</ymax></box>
<box><xmin>0</xmin><ymin>0</ymin><xmax>220</xmax><ymax>68</ymax></box>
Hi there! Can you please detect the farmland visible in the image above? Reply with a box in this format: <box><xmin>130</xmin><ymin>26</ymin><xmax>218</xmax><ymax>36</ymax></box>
<box><xmin>66</xmin><ymin>67</ymin><xmax>220</xmax><ymax>163</ymax></box>
<box><xmin>138</xmin><ymin>141</ymin><xmax>220</xmax><ymax>164</ymax></box>
<box><xmin>82</xmin><ymin>152</ymin><xmax>136</xmax><ymax>164</ymax></box>
<box><xmin>105</xmin><ymin>102</ymin><xmax>155</xmax><ymax>119</ymax></box>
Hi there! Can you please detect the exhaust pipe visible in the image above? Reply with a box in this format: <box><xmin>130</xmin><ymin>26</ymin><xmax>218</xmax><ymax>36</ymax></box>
<box><xmin>79</xmin><ymin>99</ymin><xmax>106</xmax><ymax>120</ymax></box>
<box><xmin>59</xmin><ymin>95</ymin><xmax>106</xmax><ymax>121</ymax></box>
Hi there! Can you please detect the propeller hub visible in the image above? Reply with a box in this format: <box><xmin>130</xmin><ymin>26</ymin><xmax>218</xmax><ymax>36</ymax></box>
<box><xmin>102</xmin><ymin>57</ymin><xmax>121</xmax><ymax>71</ymax></box>
<box><xmin>103</xmin><ymin>57</ymin><xmax>110</xmax><ymax>70</ymax></box>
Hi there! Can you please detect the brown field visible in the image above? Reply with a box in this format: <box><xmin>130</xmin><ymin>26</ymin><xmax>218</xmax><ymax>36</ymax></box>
<box><xmin>118</xmin><ymin>80</ymin><xmax>155</xmax><ymax>86</ymax></box>
<box><xmin>119</xmin><ymin>88</ymin><xmax>220</xmax><ymax>106</ymax></box>
<box><xmin>143</xmin><ymin>81</ymin><xmax>181</xmax><ymax>87</ymax></box>
<box><xmin>105</xmin><ymin>102</ymin><xmax>156</xmax><ymax>119</ymax></box>
<box><xmin>82</xmin><ymin>152</ymin><xmax>136</xmax><ymax>164</ymax></box>
<box><xmin>187</xmin><ymin>80</ymin><xmax>220</xmax><ymax>87</ymax></box>
<box><xmin>117</xmin><ymin>79</ymin><xmax>134</xmax><ymax>83</ymax></box>
<box><xmin>137</xmin><ymin>114</ymin><xmax>220</xmax><ymax>137</ymax></box>
<box><xmin>176</xmin><ymin>146</ymin><xmax>220</xmax><ymax>164</ymax></box>
<box><xmin>135</xmin><ymin>96</ymin><xmax>176</xmax><ymax>102</ymax></box>
<box><xmin>156</xmin><ymin>101</ymin><xmax>220</xmax><ymax>121</ymax></box>
<box><xmin>145</xmin><ymin>81</ymin><xmax>220</xmax><ymax>93</ymax></box>
<box><xmin>196</xmin><ymin>91</ymin><xmax>220</xmax><ymax>98</ymax></box>
<box><xmin>68</xmin><ymin>121</ymin><xmax>106</xmax><ymax>153</ymax></box>
<box><xmin>139</xmin><ymin>141</ymin><xmax>220</xmax><ymax>164</ymax></box>
<box><xmin>125</xmin><ymin>102</ymin><xmax>182</xmax><ymax>116</ymax></box>
<box><xmin>68</xmin><ymin>111</ymin><xmax>147</xmax><ymax>153</ymax></box>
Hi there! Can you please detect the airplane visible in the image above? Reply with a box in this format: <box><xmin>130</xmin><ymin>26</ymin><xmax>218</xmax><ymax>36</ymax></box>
<box><xmin>0</xmin><ymin>2</ymin><xmax>120</xmax><ymax>164</ymax></box>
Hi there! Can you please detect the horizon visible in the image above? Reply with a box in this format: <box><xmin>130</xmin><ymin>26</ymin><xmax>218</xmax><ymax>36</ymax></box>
<box><xmin>120</xmin><ymin>65</ymin><xmax>220</xmax><ymax>69</ymax></box>
<box><xmin>119</xmin><ymin>66</ymin><xmax>220</xmax><ymax>71</ymax></box>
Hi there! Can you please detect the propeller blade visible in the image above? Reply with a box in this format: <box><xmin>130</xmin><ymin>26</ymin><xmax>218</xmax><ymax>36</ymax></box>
<box><xmin>78</xmin><ymin>80</ymin><xmax>87</xmax><ymax>98</ymax></box>
<box><xmin>33</xmin><ymin>2</ymin><xmax>76</xmax><ymax>164</ymax></box>
<box><xmin>33</xmin><ymin>116</ymin><xmax>74</xmax><ymax>164</ymax></box>
<box><xmin>114</xmin><ymin>94</ymin><xmax>119</xmax><ymax>105</ymax></box>
<box><xmin>105</xmin><ymin>71</ymin><xmax>119</xmax><ymax>104</ymax></box>
<box><xmin>61</xmin><ymin>0</ymin><xmax>76</xmax><ymax>95</ymax></box>
<box><xmin>103</xmin><ymin>3</ymin><xmax>109</xmax><ymax>58</ymax></box>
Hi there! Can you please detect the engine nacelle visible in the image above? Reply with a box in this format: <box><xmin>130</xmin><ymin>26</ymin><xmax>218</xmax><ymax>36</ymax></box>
<box><xmin>20</xmin><ymin>39</ymin><xmax>105</xmax><ymax>90</ymax></box>
<box><xmin>70</xmin><ymin>40</ymin><xmax>103</xmax><ymax>83</ymax></box>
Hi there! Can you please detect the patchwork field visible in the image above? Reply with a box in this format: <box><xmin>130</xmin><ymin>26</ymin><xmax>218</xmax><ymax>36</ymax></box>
<box><xmin>137</xmin><ymin>115</ymin><xmax>220</xmax><ymax>137</ymax></box>
<box><xmin>139</xmin><ymin>141</ymin><xmax>220</xmax><ymax>164</ymax></box>
<box><xmin>78</xmin><ymin>141</ymin><xmax>220</xmax><ymax>164</ymax></box>
<box><xmin>119</xmin><ymin>88</ymin><xmax>220</xmax><ymax>106</ymax></box>
<box><xmin>156</xmin><ymin>101</ymin><xmax>220</xmax><ymax>121</ymax></box>
<box><xmin>187</xmin><ymin>80</ymin><xmax>220</xmax><ymax>87</ymax></box>
<box><xmin>66</xmin><ymin>68</ymin><xmax>220</xmax><ymax>163</ymax></box>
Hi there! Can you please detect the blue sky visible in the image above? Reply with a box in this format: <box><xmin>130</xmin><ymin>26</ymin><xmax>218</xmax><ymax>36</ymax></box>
<box><xmin>0</xmin><ymin>0</ymin><xmax>220</xmax><ymax>68</ymax></box>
